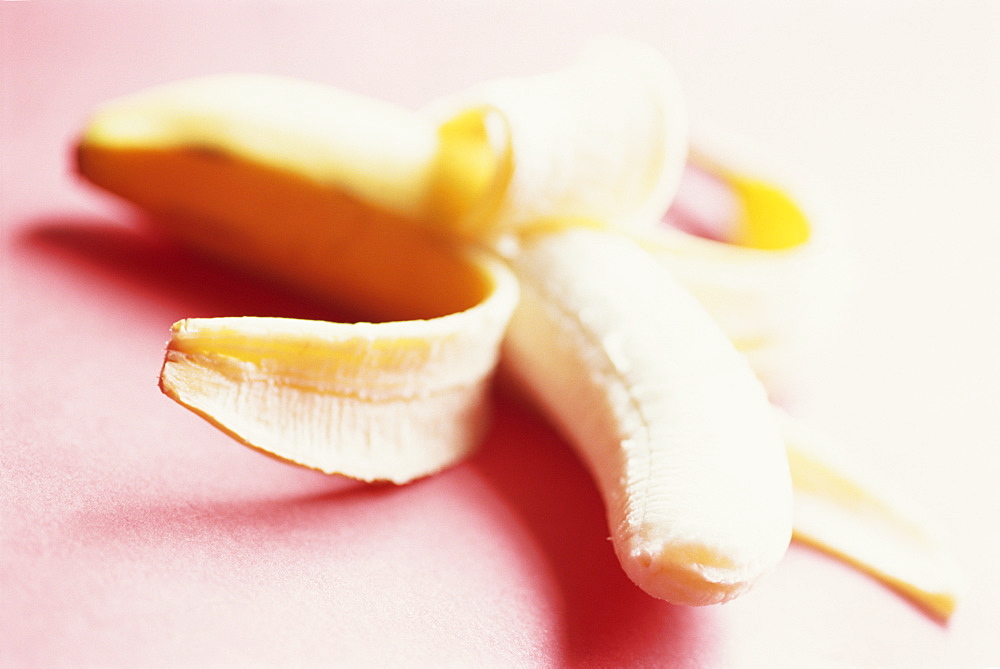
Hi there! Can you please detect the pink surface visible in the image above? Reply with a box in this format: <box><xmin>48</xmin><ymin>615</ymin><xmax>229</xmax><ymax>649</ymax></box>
<box><xmin>3</xmin><ymin>2</ymin><xmax>999</xmax><ymax>667</ymax></box>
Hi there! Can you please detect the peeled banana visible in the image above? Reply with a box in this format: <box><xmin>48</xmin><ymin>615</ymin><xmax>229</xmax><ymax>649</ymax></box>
<box><xmin>503</xmin><ymin>228</ymin><xmax>792</xmax><ymax>605</ymax></box>
<box><xmin>74</xmin><ymin>40</ymin><xmax>959</xmax><ymax>617</ymax></box>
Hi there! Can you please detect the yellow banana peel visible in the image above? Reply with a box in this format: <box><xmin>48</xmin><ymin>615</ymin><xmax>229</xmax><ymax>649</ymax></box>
<box><xmin>75</xmin><ymin>40</ymin><xmax>960</xmax><ymax>618</ymax></box>
<box><xmin>161</xmin><ymin>248</ymin><xmax>517</xmax><ymax>484</ymax></box>
<box><xmin>780</xmin><ymin>413</ymin><xmax>962</xmax><ymax>621</ymax></box>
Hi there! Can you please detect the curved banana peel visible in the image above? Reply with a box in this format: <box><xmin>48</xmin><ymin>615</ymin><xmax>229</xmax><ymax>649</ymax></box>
<box><xmin>640</xmin><ymin>137</ymin><xmax>851</xmax><ymax>393</ymax></box>
<box><xmin>74</xmin><ymin>40</ymin><xmax>959</xmax><ymax>617</ymax></box>
<box><xmin>423</xmin><ymin>39</ymin><xmax>688</xmax><ymax>240</ymax></box>
<box><xmin>75</xmin><ymin>73</ymin><xmax>475</xmax><ymax>322</ymax></box>
<box><xmin>161</xmin><ymin>248</ymin><xmax>518</xmax><ymax>484</ymax></box>
<box><xmin>780</xmin><ymin>414</ymin><xmax>963</xmax><ymax>621</ymax></box>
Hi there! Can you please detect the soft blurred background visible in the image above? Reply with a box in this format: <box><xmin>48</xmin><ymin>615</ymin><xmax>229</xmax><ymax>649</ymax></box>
<box><xmin>3</xmin><ymin>1</ymin><xmax>998</xmax><ymax>666</ymax></box>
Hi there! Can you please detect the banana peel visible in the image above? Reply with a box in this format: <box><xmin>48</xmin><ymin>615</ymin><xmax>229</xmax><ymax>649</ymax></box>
<box><xmin>74</xmin><ymin>40</ymin><xmax>960</xmax><ymax>618</ymax></box>
<box><xmin>161</xmin><ymin>250</ymin><xmax>517</xmax><ymax>484</ymax></box>
<box><xmin>780</xmin><ymin>413</ymin><xmax>962</xmax><ymax>621</ymax></box>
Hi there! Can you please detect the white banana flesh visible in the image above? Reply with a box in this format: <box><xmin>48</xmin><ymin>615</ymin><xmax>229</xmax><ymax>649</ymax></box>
<box><xmin>503</xmin><ymin>228</ymin><xmax>793</xmax><ymax>605</ymax></box>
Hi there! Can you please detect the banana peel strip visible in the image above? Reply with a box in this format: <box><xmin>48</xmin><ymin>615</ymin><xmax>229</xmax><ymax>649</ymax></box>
<box><xmin>781</xmin><ymin>413</ymin><xmax>963</xmax><ymax>621</ymax></box>
<box><xmin>75</xmin><ymin>40</ymin><xmax>959</xmax><ymax>618</ymax></box>
<box><xmin>160</xmin><ymin>249</ymin><xmax>519</xmax><ymax>484</ymax></box>
<box><xmin>424</xmin><ymin>39</ymin><xmax>688</xmax><ymax>241</ymax></box>
<box><xmin>638</xmin><ymin>132</ymin><xmax>852</xmax><ymax>392</ymax></box>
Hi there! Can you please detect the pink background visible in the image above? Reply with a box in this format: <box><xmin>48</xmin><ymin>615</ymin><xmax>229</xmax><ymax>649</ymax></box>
<box><xmin>3</xmin><ymin>1</ymin><xmax>998</xmax><ymax>666</ymax></box>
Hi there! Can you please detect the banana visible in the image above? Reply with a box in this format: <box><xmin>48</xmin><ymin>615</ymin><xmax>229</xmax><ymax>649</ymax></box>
<box><xmin>74</xmin><ymin>40</ymin><xmax>959</xmax><ymax>616</ymax></box>
<box><xmin>502</xmin><ymin>227</ymin><xmax>792</xmax><ymax>606</ymax></box>
<box><xmin>433</xmin><ymin>44</ymin><xmax>793</xmax><ymax>603</ymax></box>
